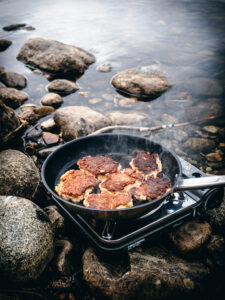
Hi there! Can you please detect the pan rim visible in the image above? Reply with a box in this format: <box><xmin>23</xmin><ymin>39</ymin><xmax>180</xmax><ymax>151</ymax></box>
<box><xmin>41</xmin><ymin>133</ymin><xmax>182</xmax><ymax>213</ymax></box>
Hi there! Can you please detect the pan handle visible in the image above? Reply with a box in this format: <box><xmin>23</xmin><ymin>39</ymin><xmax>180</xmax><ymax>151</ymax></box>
<box><xmin>175</xmin><ymin>175</ymin><xmax>225</xmax><ymax>191</ymax></box>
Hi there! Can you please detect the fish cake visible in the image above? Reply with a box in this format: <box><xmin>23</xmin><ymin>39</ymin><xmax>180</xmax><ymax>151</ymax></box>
<box><xmin>130</xmin><ymin>150</ymin><xmax>162</xmax><ymax>178</ymax></box>
<box><xmin>129</xmin><ymin>172</ymin><xmax>171</xmax><ymax>201</ymax></box>
<box><xmin>84</xmin><ymin>191</ymin><xmax>133</xmax><ymax>209</ymax></box>
<box><xmin>77</xmin><ymin>155</ymin><xmax>121</xmax><ymax>179</ymax></box>
<box><xmin>55</xmin><ymin>169</ymin><xmax>97</xmax><ymax>203</ymax></box>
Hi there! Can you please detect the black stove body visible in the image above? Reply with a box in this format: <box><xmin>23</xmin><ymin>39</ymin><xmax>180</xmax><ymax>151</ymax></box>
<box><xmin>53</xmin><ymin>157</ymin><xmax>224</xmax><ymax>254</ymax></box>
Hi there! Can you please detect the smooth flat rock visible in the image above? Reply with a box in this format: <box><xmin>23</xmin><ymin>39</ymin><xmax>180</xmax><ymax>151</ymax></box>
<box><xmin>0</xmin><ymin>87</ymin><xmax>28</xmax><ymax>108</ymax></box>
<box><xmin>107</xmin><ymin>111</ymin><xmax>148</xmax><ymax>125</ymax></box>
<box><xmin>42</xmin><ymin>132</ymin><xmax>59</xmax><ymax>146</ymax></box>
<box><xmin>0</xmin><ymin>71</ymin><xmax>27</xmax><ymax>89</ymax></box>
<box><xmin>41</xmin><ymin>93</ymin><xmax>63</xmax><ymax>106</ymax></box>
<box><xmin>112</xmin><ymin>69</ymin><xmax>171</xmax><ymax>99</ymax></box>
<box><xmin>0</xmin><ymin>195</ymin><xmax>54</xmax><ymax>283</ymax></box>
<box><xmin>40</xmin><ymin>117</ymin><xmax>57</xmax><ymax>131</ymax></box>
<box><xmin>169</xmin><ymin>220</ymin><xmax>212</xmax><ymax>257</ymax></box>
<box><xmin>97</xmin><ymin>64</ymin><xmax>112</xmax><ymax>72</ymax></box>
<box><xmin>17</xmin><ymin>37</ymin><xmax>95</xmax><ymax>75</ymax></box>
<box><xmin>54</xmin><ymin>106</ymin><xmax>111</xmax><ymax>141</ymax></box>
<box><xmin>47</xmin><ymin>79</ymin><xmax>79</xmax><ymax>94</ymax></box>
<box><xmin>83</xmin><ymin>246</ymin><xmax>210</xmax><ymax>300</ymax></box>
<box><xmin>34</xmin><ymin>105</ymin><xmax>55</xmax><ymax>117</ymax></box>
<box><xmin>0</xmin><ymin>39</ymin><xmax>12</xmax><ymax>51</ymax></box>
<box><xmin>0</xmin><ymin>149</ymin><xmax>41</xmax><ymax>201</ymax></box>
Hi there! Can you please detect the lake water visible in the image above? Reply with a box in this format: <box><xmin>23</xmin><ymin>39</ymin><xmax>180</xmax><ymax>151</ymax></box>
<box><xmin>0</xmin><ymin>0</ymin><xmax>225</xmax><ymax>173</ymax></box>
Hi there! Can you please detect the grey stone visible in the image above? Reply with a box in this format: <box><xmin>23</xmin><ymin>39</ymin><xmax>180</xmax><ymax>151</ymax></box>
<box><xmin>112</xmin><ymin>69</ymin><xmax>171</xmax><ymax>98</ymax></box>
<box><xmin>20</xmin><ymin>103</ymin><xmax>36</xmax><ymax>112</ymax></box>
<box><xmin>44</xmin><ymin>205</ymin><xmax>65</xmax><ymax>231</ymax></box>
<box><xmin>83</xmin><ymin>246</ymin><xmax>210</xmax><ymax>300</ymax></box>
<box><xmin>0</xmin><ymin>195</ymin><xmax>54</xmax><ymax>283</ymax></box>
<box><xmin>0</xmin><ymin>87</ymin><xmax>28</xmax><ymax>108</ymax></box>
<box><xmin>107</xmin><ymin>111</ymin><xmax>148</xmax><ymax>125</ymax></box>
<box><xmin>0</xmin><ymin>71</ymin><xmax>27</xmax><ymax>89</ymax></box>
<box><xmin>97</xmin><ymin>64</ymin><xmax>112</xmax><ymax>72</ymax></box>
<box><xmin>0</xmin><ymin>100</ymin><xmax>26</xmax><ymax>145</ymax></box>
<box><xmin>53</xmin><ymin>239</ymin><xmax>75</xmax><ymax>275</ymax></box>
<box><xmin>0</xmin><ymin>39</ymin><xmax>12</xmax><ymax>51</ymax></box>
<box><xmin>0</xmin><ymin>150</ymin><xmax>41</xmax><ymax>201</ymax></box>
<box><xmin>37</xmin><ymin>145</ymin><xmax>61</xmax><ymax>158</ymax></box>
<box><xmin>21</xmin><ymin>110</ymin><xmax>39</xmax><ymax>124</ymax></box>
<box><xmin>205</xmin><ymin>194</ymin><xmax>225</xmax><ymax>235</ymax></box>
<box><xmin>169</xmin><ymin>220</ymin><xmax>212</xmax><ymax>257</ymax></box>
<box><xmin>182</xmin><ymin>137</ymin><xmax>216</xmax><ymax>153</ymax></box>
<box><xmin>54</xmin><ymin>106</ymin><xmax>111</xmax><ymax>141</ymax></box>
<box><xmin>41</xmin><ymin>93</ymin><xmax>63</xmax><ymax>106</ymax></box>
<box><xmin>3</xmin><ymin>23</ymin><xmax>26</xmax><ymax>31</ymax></box>
<box><xmin>47</xmin><ymin>79</ymin><xmax>79</xmax><ymax>94</ymax></box>
<box><xmin>17</xmin><ymin>37</ymin><xmax>95</xmax><ymax>75</ymax></box>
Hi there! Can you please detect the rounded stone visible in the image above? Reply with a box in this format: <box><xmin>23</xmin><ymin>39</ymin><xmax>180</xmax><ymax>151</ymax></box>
<box><xmin>169</xmin><ymin>220</ymin><xmax>212</xmax><ymax>257</ymax></box>
<box><xmin>112</xmin><ymin>69</ymin><xmax>171</xmax><ymax>99</ymax></box>
<box><xmin>34</xmin><ymin>105</ymin><xmax>55</xmax><ymax>117</ymax></box>
<box><xmin>107</xmin><ymin>111</ymin><xmax>148</xmax><ymax>125</ymax></box>
<box><xmin>0</xmin><ymin>71</ymin><xmax>27</xmax><ymax>89</ymax></box>
<box><xmin>41</xmin><ymin>93</ymin><xmax>63</xmax><ymax>107</ymax></box>
<box><xmin>0</xmin><ymin>150</ymin><xmax>41</xmax><ymax>201</ymax></box>
<box><xmin>0</xmin><ymin>195</ymin><xmax>54</xmax><ymax>283</ymax></box>
<box><xmin>182</xmin><ymin>137</ymin><xmax>216</xmax><ymax>153</ymax></box>
<box><xmin>47</xmin><ymin>79</ymin><xmax>79</xmax><ymax>94</ymax></box>
<box><xmin>0</xmin><ymin>87</ymin><xmax>28</xmax><ymax>108</ymax></box>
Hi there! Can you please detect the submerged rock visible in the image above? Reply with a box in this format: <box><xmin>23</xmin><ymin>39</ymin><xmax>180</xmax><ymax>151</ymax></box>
<box><xmin>107</xmin><ymin>111</ymin><xmax>148</xmax><ymax>125</ymax></box>
<box><xmin>0</xmin><ymin>87</ymin><xmax>28</xmax><ymax>108</ymax></box>
<box><xmin>0</xmin><ymin>70</ymin><xmax>27</xmax><ymax>89</ymax></box>
<box><xmin>0</xmin><ymin>39</ymin><xmax>12</xmax><ymax>51</ymax></box>
<box><xmin>83</xmin><ymin>246</ymin><xmax>210</xmax><ymax>300</ymax></box>
<box><xmin>0</xmin><ymin>150</ymin><xmax>41</xmax><ymax>201</ymax></box>
<box><xmin>182</xmin><ymin>137</ymin><xmax>216</xmax><ymax>153</ymax></box>
<box><xmin>17</xmin><ymin>37</ymin><xmax>95</xmax><ymax>76</ymax></box>
<box><xmin>112</xmin><ymin>69</ymin><xmax>171</xmax><ymax>99</ymax></box>
<box><xmin>185</xmin><ymin>77</ymin><xmax>223</xmax><ymax>97</ymax></box>
<box><xmin>47</xmin><ymin>79</ymin><xmax>79</xmax><ymax>94</ymax></box>
<box><xmin>97</xmin><ymin>64</ymin><xmax>112</xmax><ymax>72</ymax></box>
<box><xmin>54</xmin><ymin>106</ymin><xmax>111</xmax><ymax>140</ymax></box>
<box><xmin>3</xmin><ymin>23</ymin><xmax>26</xmax><ymax>31</ymax></box>
<box><xmin>41</xmin><ymin>93</ymin><xmax>63</xmax><ymax>106</ymax></box>
<box><xmin>0</xmin><ymin>195</ymin><xmax>54</xmax><ymax>283</ymax></box>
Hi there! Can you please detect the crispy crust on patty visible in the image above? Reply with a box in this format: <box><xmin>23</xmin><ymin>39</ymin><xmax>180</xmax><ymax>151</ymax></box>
<box><xmin>77</xmin><ymin>155</ymin><xmax>121</xmax><ymax>178</ymax></box>
<box><xmin>84</xmin><ymin>191</ymin><xmax>133</xmax><ymax>209</ymax></box>
<box><xmin>55</xmin><ymin>169</ymin><xmax>97</xmax><ymax>203</ymax></box>
<box><xmin>130</xmin><ymin>150</ymin><xmax>162</xmax><ymax>177</ymax></box>
<box><xmin>129</xmin><ymin>172</ymin><xmax>172</xmax><ymax>201</ymax></box>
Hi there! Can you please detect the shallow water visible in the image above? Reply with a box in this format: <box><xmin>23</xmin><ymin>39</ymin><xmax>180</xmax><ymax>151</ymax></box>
<box><xmin>0</xmin><ymin>0</ymin><xmax>225</xmax><ymax>172</ymax></box>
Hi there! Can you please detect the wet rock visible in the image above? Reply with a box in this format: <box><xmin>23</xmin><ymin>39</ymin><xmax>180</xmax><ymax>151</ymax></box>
<box><xmin>44</xmin><ymin>205</ymin><xmax>65</xmax><ymax>231</ymax></box>
<box><xmin>20</xmin><ymin>103</ymin><xmax>36</xmax><ymax>112</ymax></box>
<box><xmin>54</xmin><ymin>106</ymin><xmax>111</xmax><ymax>141</ymax></box>
<box><xmin>35</xmin><ymin>105</ymin><xmax>55</xmax><ymax>117</ymax></box>
<box><xmin>184</xmin><ymin>78</ymin><xmax>223</xmax><ymax>96</ymax></box>
<box><xmin>97</xmin><ymin>64</ymin><xmax>112</xmax><ymax>72</ymax></box>
<box><xmin>3</xmin><ymin>23</ymin><xmax>26</xmax><ymax>31</ymax></box>
<box><xmin>205</xmin><ymin>152</ymin><xmax>223</xmax><ymax>162</ymax></box>
<box><xmin>107</xmin><ymin>111</ymin><xmax>148</xmax><ymax>125</ymax></box>
<box><xmin>112</xmin><ymin>69</ymin><xmax>171</xmax><ymax>98</ymax></box>
<box><xmin>53</xmin><ymin>240</ymin><xmax>75</xmax><ymax>275</ymax></box>
<box><xmin>42</xmin><ymin>132</ymin><xmax>59</xmax><ymax>146</ymax></box>
<box><xmin>83</xmin><ymin>246</ymin><xmax>210</xmax><ymax>300</ymax></box>
<box><xmin>88</xmin><ymin>97</ymin><xmax>102</xmax><ymax>105</ymax></box>
<box><xmin>0</xmin><ymin>195</ymin><xmax>54</xmax><ymax>283</ymax></box>
<box><xmin>0</xmin><ymin>39</ymin><xmax>12</xmax><ymax>51</ymax></box>
<box><xmin>17</xmin><ymin>37</ymin><xmax>95</xmax><ymax>76</ymax></box>
<box><xmin>0</xmin><ymin>87</ymin><xmax>28</xmax><ymax>108</ymax></box>
<box><xmin>0</xmin><ymin>100</ymin><xmax>26</xmax><ymax>145</ymax></box>
<box><xmin>79</xmin><ymin>91</ymin><xmax>89</xmax><ymax>97</ymax></box>
<box><xmin>0</xmin><ymin>149</ymin><xmax>41</xmax><ymax>201</ymax></box>
<box><xmin>47</xmin><ymin>79</ymin><xmax>79</xmax><ymax>94</ymax></box>
<box><xmin>41</xmin><ymin>93</ymin><xmax>63</xmax><ymax>106</ymax></box>
<box><xmin>40</xmin><ymin>117</ymin><xmax>57</xmax><ymax>131</ymax></box>
<box><xmin>161</xmin><ymin>113</ymin><xmax>178</xmax><ymax>124</ymax></box>
<box><xmin>169</xmin><ymin>220</ymin><xmax>212</xmax><ymax>257</ymax></box>
<box><xmin>203</xmin><ymin>125</ymin><xmax>220</xmax><ymax>134</ymax></box>
<box><xmin>119</xmin><ymin>97</ymin><xmax>137</xmax><ymax>108</ymax></box>
<box><xmin>205</xmin><ymin>195</ymin><xmax>225</xmax><ymax>235</ymax></box>
<box><xmin>21</xmin><ymin>110</ymin><xmax>39</xmax><ymax>124</ymax></box>
<box><xmin>37</xmin><ymin>145</ymin><xmax>61</xmax><ymax>158</ymax></box>
<box><xmin>24</xmin><ymin>25</ymin><xmax>35</xmax><ymax>31</ymax></box>
<box><xmin>182</xmin><ymin>137</ymin><xmax>216</xmax><ymax>153</ymax></box>
<box><xmin>0</xmin><ymin>71</ymin><xmax>27</xmax><ymax>89</ymax></box>
<box><xmin>204</xmin><ymin>235</ymin><xmax>225</xmax><ymax>270</ymax></box>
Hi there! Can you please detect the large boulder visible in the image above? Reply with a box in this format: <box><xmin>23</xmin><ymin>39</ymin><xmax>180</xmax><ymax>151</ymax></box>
<box><xmin>0</xmin><ymin>70</ymin><xmax>27</xmax><ymax>89</ymax></box>
<box><xmin>112</xmin><ymin>69</ymin><xmax>171</xmax><ymax>99</ymax></box>
<box><xmin>0</xmin><ymin>87</ymin><xmax>28</xmax><ymax>108</ymax></box>
<box><xmin>0</xmin><ymin>195</ymin><xmax>54</xmax><ymax>283</ymax></box>
<box><xmin>0</xmin><ymin>100</ymin><xmax>26</xmax><ymax>146</ymax></box>
<box><xmin>17</xmin><ymin>37</ymin><xmax>95</xmax><ymax>76</ymax></box>
<box><xmin>54</xmin><ymin>106</ymin><xmax>111</xmax><ymax>140</ymax></box>
<box><xmin>0</xmin><ymin>149</ymin><xmax>41</xmax><ymax>201</ymax></box>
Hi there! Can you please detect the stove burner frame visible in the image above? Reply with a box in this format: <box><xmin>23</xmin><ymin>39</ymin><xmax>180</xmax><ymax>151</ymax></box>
<box><xmin>53</xmin><ymin>157</ymin><xmax>224</xmax><ymax>254</ymax></box>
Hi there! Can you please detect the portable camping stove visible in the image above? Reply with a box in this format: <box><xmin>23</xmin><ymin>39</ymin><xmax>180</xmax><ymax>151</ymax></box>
<box><xmin>53</xmin><ymin>157</ymin><xmax>224</xmax><ymax>254</ymax></box>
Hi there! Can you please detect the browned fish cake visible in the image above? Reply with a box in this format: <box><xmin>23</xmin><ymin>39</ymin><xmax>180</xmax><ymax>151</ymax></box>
<box><xmin>77</xmin><ymin>155</ymin><xmax>121</xmax><ymax>179</ymax></box>
<box><xmin>84</xmin><ymin>191</ymin><xmax>133</xmax><ymax>209</ymax></box>
<box><xmin>130</xmin><ymin>150</ymin><xmax>162</xmax><ymax>177</ymax></box>
<box><xmin>129</xmin><ymin>172</ymin><xmax>172</xmax><ymax>201</ymax></box>
<box><xmin>55</xmin><ymin>169</ymin><xmax>97</xmax><ymax>203</ymax></box>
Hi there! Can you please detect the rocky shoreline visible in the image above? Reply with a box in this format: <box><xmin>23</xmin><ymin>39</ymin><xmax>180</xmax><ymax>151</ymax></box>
<box><xmin>0</xmin><ymin>33</ymin><xmax>225</xmax><ymax>299</ymax></box>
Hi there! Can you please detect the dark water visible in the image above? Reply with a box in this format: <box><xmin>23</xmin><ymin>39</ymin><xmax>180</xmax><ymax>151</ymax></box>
<box><xmin>0</xmin><ymin>0</ymin><xmax>225</xmax><ymax>172</ymax></box>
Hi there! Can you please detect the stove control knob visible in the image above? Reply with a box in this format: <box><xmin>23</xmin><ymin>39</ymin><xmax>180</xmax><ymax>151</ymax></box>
<box><xmin>178</xmin><ymin>191</ymin><xmax>185</xmax><ymax>200</ymax></box>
